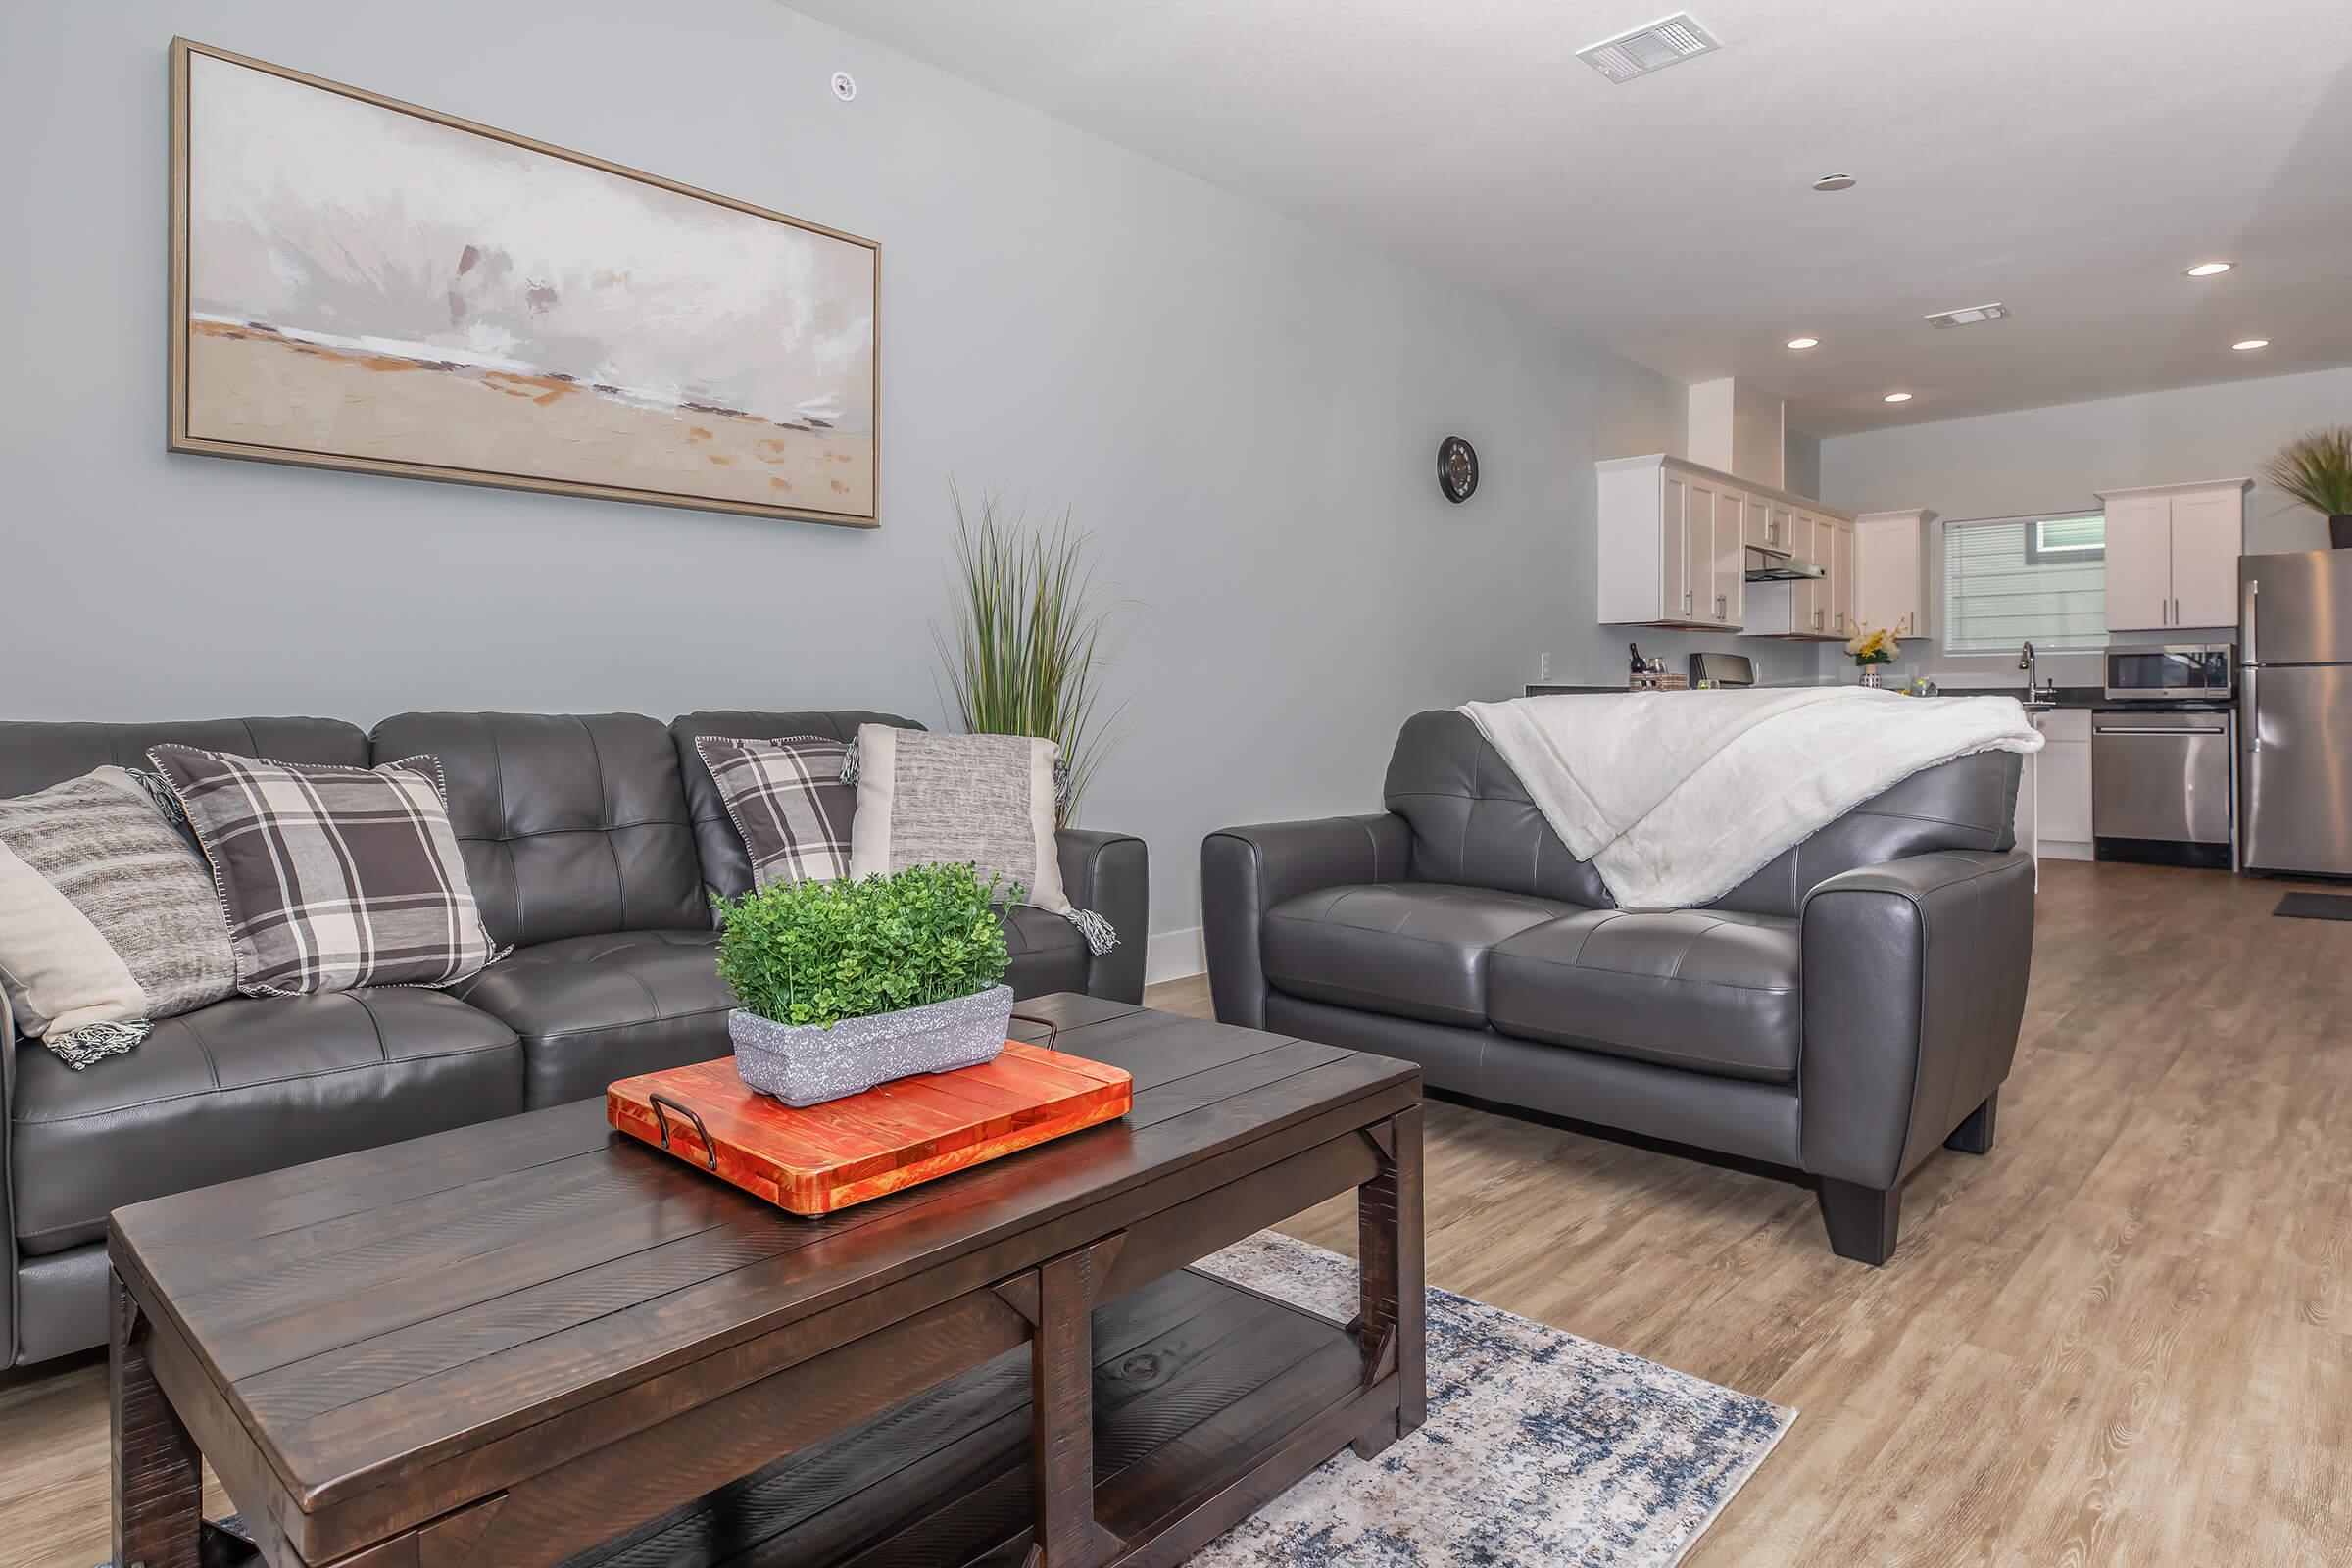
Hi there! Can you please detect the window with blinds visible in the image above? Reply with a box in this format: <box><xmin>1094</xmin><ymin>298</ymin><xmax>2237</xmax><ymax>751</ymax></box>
<box><xmin>1941</xmin><ymin>514</ymin><xmax>2107</xmax><ymax>653</ymax></box>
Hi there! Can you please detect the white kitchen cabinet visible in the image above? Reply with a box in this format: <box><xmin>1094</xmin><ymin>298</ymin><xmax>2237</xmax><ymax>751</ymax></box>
<box><xmin>1829</xmin><ymin>517</ymin><xmax>1854</xmax><ymax>640</ymax></box>
<box><xmin>2096</xmin><ymin>480</ymin><xmax>2250</xmax><ymax>631</ymax></box>
<box><xmin>2013</xmin><ymin>708</ymin><xmax>2093</xmax><ymax>863</ymax></box>
<box><xmin>1752</xmin><ymin>510</ymin><xmax>1849</xmax><ymax>641</ymax></box>
<box><xmin>2169</xmin><ymin>487</ymin><xmax>2247</xmax><ymax>627</ymax></box>
<box><xmin>1714</xmin><ymin>484</ymin><xmax>1747</xmax><ymax>627</ymax></box>
<box><xmin>1788</xmin><ymin>513</ymin><xmax>1823</xmax><ymax>636</ymax></box>
<box><xmin>1683</xmin><ymin>471</ymin><xmax>1732</xmax><ymax>628</ymax></box>
<box><xmin>2101</xmin><ymin>493</ymin><xmax>2177</xmax><ymax>632</ymax></box>
<box><xmin>1596</xmin><ymin>455</ymin><xmax>1851</xmax><ymax>634</ymax></box>
<box><xmin>1852</xmin><ymin>510</ymin><xmax>1934</xmax><ymax>640</ymax></box>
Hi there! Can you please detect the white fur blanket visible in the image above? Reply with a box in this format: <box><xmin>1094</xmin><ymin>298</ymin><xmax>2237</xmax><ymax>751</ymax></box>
<box><xmin>1458</xmin><ymin>688</ymin><xmax>2041</xmax><ymax>909</ymax></box>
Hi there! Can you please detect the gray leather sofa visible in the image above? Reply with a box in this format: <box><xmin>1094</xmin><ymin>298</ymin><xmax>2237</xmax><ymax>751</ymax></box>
<box><xmin>1203</xmin><ymin>709</ymin><xmax>2033</xmax><ymax>1265</ymax></box>
<box><xmin>0</xmin><ymin>709</ymin><xmax>1146</xmax><ymax>1366</ymax></box>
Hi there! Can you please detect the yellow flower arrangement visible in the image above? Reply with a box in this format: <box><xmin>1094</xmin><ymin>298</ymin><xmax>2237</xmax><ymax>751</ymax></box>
<box><xmin>1846</xmin><ymin>624</ymin><xmax>1901</xmax><ymax>665</ymax></box>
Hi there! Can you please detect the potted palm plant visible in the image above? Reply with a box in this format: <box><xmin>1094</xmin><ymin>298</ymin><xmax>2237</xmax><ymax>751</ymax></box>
<box><xmin>713</xmin><ymin>862</ymin><xmax>1017</xmax><ymax>1107</ymax></box>
<box><xmin>2264</xmin><ymin>426</ymin><xmax>2352</xmax><ymax>548</ymax></box>
<box><xmin>936</xmin><ymin>485</ymin><xmax>1128</xmax><ymax>823</ymax></box>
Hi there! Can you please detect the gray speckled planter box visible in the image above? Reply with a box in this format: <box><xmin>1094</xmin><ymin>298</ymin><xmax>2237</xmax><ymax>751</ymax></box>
<box><xmin>729</xmin><ymin>984</ymin><xmax>1014</xmax><ymax>1107</ymax></box>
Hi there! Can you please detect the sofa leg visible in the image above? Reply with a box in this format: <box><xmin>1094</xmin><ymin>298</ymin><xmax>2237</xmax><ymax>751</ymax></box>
<box><xmin>1818</xmin><ymin>1179</ymin><xmax>1900</xmax><ymax>1266</ymax></box>
<box><xmin>1943</xmin><ymin>1091</ymin><xmax>1998</xmax><ymax>1155</ymax></box>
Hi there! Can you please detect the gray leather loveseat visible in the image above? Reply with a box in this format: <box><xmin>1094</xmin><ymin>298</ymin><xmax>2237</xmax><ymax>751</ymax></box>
<box><xmin>0</xmin><ymin>709</ymin><xmax>1147</xmax><ymax>1366</ymax></box>
<box><xmin>1203</xmin><ymin>709</ymin><xmax>2033</xmax><ymax>1264</ymax></box>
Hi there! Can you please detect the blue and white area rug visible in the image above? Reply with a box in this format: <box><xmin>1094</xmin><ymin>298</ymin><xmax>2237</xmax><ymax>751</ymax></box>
<box><xmin>109</xmin><ymin>1234</ymin><xmax>1789</xmax><ymax>1568</ymax></box>
<box><xmin>1190</xmin><ymin>1231</ymin><xmax>1795</xmax><ymax>1567</ymax></box>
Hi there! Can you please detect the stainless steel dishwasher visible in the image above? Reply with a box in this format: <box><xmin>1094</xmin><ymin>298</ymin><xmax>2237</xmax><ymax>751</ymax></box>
<box><xmin>2091</xmin><ymin>705</ymin><xmax>2234</xmax><ymax>868</ymax></box>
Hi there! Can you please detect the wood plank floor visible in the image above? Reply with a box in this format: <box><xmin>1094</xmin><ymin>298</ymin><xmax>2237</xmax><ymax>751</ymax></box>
<box><xmin>4</xmin><ymin>858</ymin><xmax>2344</xmax><ymax>1565</ymax></box>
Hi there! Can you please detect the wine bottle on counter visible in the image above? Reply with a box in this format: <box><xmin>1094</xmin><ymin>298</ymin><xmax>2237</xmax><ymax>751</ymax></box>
<box><xmin>1629</xmin><ymin>642</ymin><xmax>1644</xmax><ymax>676</ymax></box>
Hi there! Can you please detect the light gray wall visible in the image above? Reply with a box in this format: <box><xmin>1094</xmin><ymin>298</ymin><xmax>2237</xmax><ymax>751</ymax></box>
<box><xmin>1</xmin><ymin>0</ymin><xmax>1801</xmax><ymax>947</ymax></box>
<box><xmin>1818</xmin><ymin>365</ymin><xmax>2352</xmax><ymax>684</ymax></box>
<box><xmin>1783</xmin><ymin>429</ymin><xmax>1821</xmax><ymax>500</ymax></box>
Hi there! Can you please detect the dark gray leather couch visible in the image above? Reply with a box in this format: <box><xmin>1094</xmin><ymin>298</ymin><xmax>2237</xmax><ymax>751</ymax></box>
<box><xmin>0</xmin><ymin>710</ymin><xmax>1146</xmax><ymax>1366</ymax></box>
<box><xmin>1203</xmin><ymin>709</ymin><xmax>2033</xmax><ymax>1265</ymax></box>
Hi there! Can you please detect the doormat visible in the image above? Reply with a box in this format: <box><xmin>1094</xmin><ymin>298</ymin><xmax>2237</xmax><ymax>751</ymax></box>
<box><xmin>2275</xmin><ymin>893</ymin><xmax>2352</xmax><ymax>921</ymax></box>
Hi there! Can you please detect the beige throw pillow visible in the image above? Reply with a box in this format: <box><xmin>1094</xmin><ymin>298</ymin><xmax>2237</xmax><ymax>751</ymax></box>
<box><xmin>847</xmin><ymin>726</ymin><xmax>1070</xmax><ymax>911</ymax></box>
<box><xmin>0</xmin><ymin>767</ymin><xmax>237</xmax><ymax>1067</ymax></box>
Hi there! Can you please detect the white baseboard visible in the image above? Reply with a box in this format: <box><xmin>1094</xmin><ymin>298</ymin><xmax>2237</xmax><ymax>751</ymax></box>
<box><xmin>2039</xmin><ymin>841</ymin><xmax>2094</xmax><ymax>862</ymax></box>
<box><xmin>1145</xmin><ymin>925</ymin><xmax>1206</xmax><ymax>985</ymax></box>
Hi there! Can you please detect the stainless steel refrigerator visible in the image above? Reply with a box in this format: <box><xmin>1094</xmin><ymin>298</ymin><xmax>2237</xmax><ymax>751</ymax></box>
<box><xmin>2240</xmin><ymin>550</ymin><xmax>2352</xmax><ymax>877</ymax></box>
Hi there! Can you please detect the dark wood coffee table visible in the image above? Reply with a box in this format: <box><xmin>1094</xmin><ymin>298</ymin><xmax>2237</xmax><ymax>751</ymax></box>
<box><xmin>108</xmin><ymin>994</ymin><xmax>1423</xmax><ymax>1568</ymax></box>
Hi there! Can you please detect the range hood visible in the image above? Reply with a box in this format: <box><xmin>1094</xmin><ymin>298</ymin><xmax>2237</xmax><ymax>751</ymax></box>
<box><xmin>1743</xmin><ymin>545</ymin><xmax>1826</xmax><ymax>582</ymax></box>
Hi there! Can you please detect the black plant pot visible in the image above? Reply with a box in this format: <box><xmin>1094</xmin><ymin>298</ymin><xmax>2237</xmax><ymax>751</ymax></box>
<box><xmin>2332</xmin><ymin>514</ymin><xmax>2352</xmax><ymax>550</ymax></box>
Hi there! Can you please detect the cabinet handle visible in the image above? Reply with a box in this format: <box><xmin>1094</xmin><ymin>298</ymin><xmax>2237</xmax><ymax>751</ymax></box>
<box><xmin>1685</xmin><ymin>588</ymin><xmax>1693</xmax><ymax>614</ymax></box>
<box><xmin>1716</xmin><ymin>593</ymin><xmax>1727</xmax><ymax>619</ymax></box>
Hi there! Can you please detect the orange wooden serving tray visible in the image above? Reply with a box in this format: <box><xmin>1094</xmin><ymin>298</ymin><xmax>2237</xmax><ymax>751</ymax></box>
<box><xmin>607</xmin><ymin>1041</ymin><xmax>1134</xmax><ymax>1215</ymax></box>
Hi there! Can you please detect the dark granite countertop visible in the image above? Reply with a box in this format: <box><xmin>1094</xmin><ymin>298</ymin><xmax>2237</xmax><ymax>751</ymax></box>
<box><xmin>1936</xmin><ymin>685</ymin><xmax>2103</xmax><ymax>709</ymax></box>
<box><xmin>1523</xmin><ymin>681</ymin><xmax>2109</xmax><ymax>707</ymax></box>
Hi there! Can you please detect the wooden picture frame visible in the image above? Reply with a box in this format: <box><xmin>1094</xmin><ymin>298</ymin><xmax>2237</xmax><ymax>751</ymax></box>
<box><xmin>168</xmin><ymin>38</ymin><xmax>881</xmax><ymax>527</ymax></box>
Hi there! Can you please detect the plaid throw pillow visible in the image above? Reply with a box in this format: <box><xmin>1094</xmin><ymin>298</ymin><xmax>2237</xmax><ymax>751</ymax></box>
<box><xmin>147</xmin><ymin>746</ymin><xmax>505</xmax><ymax>996</ymax></box>
<box><xmin>695</xmin><ymin>735</ymin><xmax>856</xmax><ymax>887</ymax></box>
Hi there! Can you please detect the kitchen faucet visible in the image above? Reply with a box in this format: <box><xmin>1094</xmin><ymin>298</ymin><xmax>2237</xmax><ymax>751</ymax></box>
<box><xmin>2018</xmin><ymin>641</ymin><xmax>2054</xmax><ymax>704</ymax></box>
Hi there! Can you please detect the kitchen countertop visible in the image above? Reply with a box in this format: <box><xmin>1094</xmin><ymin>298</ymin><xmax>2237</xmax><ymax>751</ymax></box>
<box><xmin>1936</xmin><ymin>685</ymin><xmax>2104</xmax><ymax>709</ymax></box>
<box><xmin>1522</xmin><ymin>682</ymin><xmax>2108</xmax><ymax>706</ymax></box>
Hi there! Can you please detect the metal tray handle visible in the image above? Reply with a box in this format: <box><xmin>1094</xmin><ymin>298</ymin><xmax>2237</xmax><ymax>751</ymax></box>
<box><xmin>1006</xmin><ymin>1009</ymin><xmax>1060</xmax><ymax>1051</ymax></box>
<box><xmin>647</xmin><ymin>1092</ymin><xmax>718</xmax><ymax>1171</ymax></box>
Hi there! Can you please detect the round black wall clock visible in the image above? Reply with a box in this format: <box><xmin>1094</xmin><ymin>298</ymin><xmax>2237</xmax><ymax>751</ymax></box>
<box><xmin>1438</xmin><ymin>435</ymin><xmax>1479</xmax><ymax>504</ymax></box>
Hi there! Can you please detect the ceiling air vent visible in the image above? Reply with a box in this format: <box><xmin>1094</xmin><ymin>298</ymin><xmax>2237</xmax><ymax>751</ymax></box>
<box><xmin>1926</xmin><ymin>303</ymin><xmax>2009</xmax><ymax>328</ymax></box>
<box><xmin>1578</xmin><ymin>15</ymin><xmax>1721</xmax><ymax>83</ymax></box>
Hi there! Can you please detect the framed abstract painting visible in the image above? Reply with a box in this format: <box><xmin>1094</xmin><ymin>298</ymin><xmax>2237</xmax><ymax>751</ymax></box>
<box><xmin>168</xmin><ymin>38</ymin><xmax>880</xmax><ymax>526</ymax></box>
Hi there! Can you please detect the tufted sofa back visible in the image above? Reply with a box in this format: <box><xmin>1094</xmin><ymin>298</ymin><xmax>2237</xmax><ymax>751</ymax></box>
<box><xmin>666</xmin><ymin>709</ymin><xmax>920</xmax><ymax>904</ymax></box>
<box><xmin>1383</xmin><ymin>708</ymin><xmax>2020</xmax><ymax>917</ymax></box>
<box><xmin>369</xmin><ymin>712</ymin><xmax>705</xmax><ymax>948</ymax></box>
<box><xmin>0</xmin><ymin>717</ymin><xmax>368</xmax><ymax>798</ymax></box>
<box><xmin>1383</xmin><ymin>710</ymin><xmax>1616</xmax><ymax>906</ymax></box>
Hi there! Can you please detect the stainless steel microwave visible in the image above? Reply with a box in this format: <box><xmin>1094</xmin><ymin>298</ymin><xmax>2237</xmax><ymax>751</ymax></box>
<box><xmin>2103</xmin><ymin>643</ymin><xmax>2233</xmax><ymax>702</ymax></box>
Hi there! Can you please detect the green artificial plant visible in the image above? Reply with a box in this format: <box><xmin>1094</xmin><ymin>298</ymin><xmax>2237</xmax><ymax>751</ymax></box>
<box><xmin>713</xmin><ymin>862</ymin><xmax>1016</xmax><ymax>1030</ymax></box>
<box><xmin>937</xmin><ymin>483</ymin><xmax>1128</xmax><ymax>823</ymax></box>
<box><xmin>2265</xmin><ymin>426</ymin><xmax>2352</xmax><ymax>517</ymax></box>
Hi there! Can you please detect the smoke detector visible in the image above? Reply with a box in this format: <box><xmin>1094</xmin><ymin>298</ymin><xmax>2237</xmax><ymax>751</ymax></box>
<box><xmin>1578</xmin><ymin>15</ymin><xmax>1721</xmax><ymax>83</ymax></box>
<box><xmin>1925</xmin><ymin>303</ymin><xmax>2009</xmax><ymax>328</ymax></box>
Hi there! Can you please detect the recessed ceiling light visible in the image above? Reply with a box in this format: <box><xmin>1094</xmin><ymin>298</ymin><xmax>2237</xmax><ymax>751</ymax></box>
<box><xmin>1812</xmin><ymin>173</ymin><xmax>1857</xmax><ymax>192</ymax></box>
<box><xmin>1786</xmin><ymin>336</ymin><xmax>1820</xmax><ymax>350</ymax></box>
<box><xmin>2233</xmin><ymin>338</ymin><xmax>2270</xmax><ymax>351</ymax></box>
<box><xmin>1882</xmin><ymin>391</ymin><xmax>1913</xmax><ymax>403</ymax></box>
<box><xmin>2184</xmin><ymin>262</ymin><xmax>2233</xmax><ymax>277</ymax></box>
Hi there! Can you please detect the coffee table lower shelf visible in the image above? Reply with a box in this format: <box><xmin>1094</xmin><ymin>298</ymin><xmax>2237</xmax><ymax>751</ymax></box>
<box><xmin>567</xmin><ymin>1266</ymin><xmax>1390</xmax><ymax>1568</ymax></box>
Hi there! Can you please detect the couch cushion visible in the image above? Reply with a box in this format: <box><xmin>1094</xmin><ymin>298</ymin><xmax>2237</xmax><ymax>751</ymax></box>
<box><xmin>1488</xmin><ymin>908</ymin><xmax>1801</xmax><ymax>1083</ymax></box>
<box><xmin>668</xmin><ymin>710</ymin><xmax>920</xmax><ymax>903</ymax></box>
<box><xmin>1003</xmin><ymin>903</ymin><xmax>1091</xmax><ymax>999</ymax></box>
<box><xmin>9</xmin><ymin>990</ymin><xmax>521</xmax><ymax>1255</ymax></box>
<box><xmin>453</xmin><ymin>929</ymin><xmax>736</xmax><ymax>1106</ymax></box>
<box><xmin>1262</xmin><ymin>883</ymin><xmax>1585</xmax><ymax>1028</ymax></box>
<box><xmin>369</xmin><ymin>713</ymin><xmax>704</xmax><ymax>949</ymax></box>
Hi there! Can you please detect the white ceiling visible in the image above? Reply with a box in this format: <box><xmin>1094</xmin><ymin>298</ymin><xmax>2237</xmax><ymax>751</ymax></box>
<box><xmin>784</xmin><ymin>0</ymin><xmax>2352</xmax><ymax>436</ymax></box>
